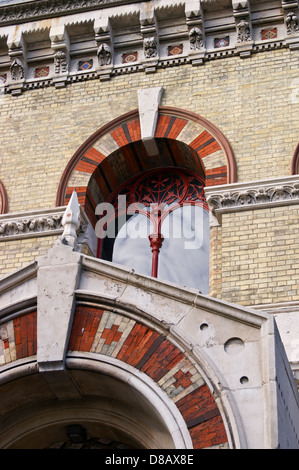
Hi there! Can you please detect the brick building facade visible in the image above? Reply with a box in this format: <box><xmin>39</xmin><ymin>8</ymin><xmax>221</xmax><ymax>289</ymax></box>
<box><xmin>0</xmin><ymin>0</ymin><xmax>299</xmax><ymax>449</ymax></box>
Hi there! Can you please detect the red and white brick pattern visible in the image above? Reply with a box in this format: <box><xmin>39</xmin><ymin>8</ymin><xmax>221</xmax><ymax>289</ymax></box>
<box><xmin>65</xmin><ymin>112</ymin><xmax>228</xmax><ymax>227</ymax></box>
<box><xmin>68</xmin><ymin>305</ymin><xmax>228</xmax><ymax>449</ymax></box>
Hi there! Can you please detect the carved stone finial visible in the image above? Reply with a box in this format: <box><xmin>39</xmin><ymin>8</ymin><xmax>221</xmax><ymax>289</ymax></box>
<box><xmin>97</xmin><ymin>43</ymin><xmax>112</xmax><ymax>66</ymax></box>
<box><xmin>61</xmin><ymin>191</ymin><xmax>81</xmax><ymax>248</ymax></box>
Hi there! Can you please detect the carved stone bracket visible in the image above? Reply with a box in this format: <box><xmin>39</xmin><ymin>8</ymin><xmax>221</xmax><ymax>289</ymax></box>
<box><xmin>98</xmin><ymin>43</ymin><xmax>113</xmax><ymax>65</ymax></box>
<box><xmin>54</xmin><ymin>51</ymin><xmax>68</xmax><ymax>74</ymax></box>
<box><xmin>285</xmin><ymin>11</ymin><xmax>299</xmax><ymax>34</ymax></box>
<box><xmin>94</xmin><ymin>15</ymin><xmax>114</xmax><ymax>80</ymax></box>
<box><xmin>144</xmin><ymin>36</ymin><xmax>158</xmax><ymax>59</ymax></box>
<box><xmin>233</xmin><ymin>0</ymin><xmax>253</xmax><ymax>58</ymax></box>
<box><xmin>205</xmin><ymin>176</ymin><xmax>299</xmax><ymax>226</ymax></box>
<box><xmin>189</xmin><ymin>27</ymin><xmax>204</xmax><ymax>50</ymax></box>
<box><xmin>185</xmin><ymin>2</ymin><xmax>206</xmax><ymax>65</ymax></box>
<box><xmin>282</xmin><ymin>1</ymin><xmax>299</xmax><ymax>48</ymax></box>
<box><xmin>139</xmin><ymin>7</ymin><xmax>159</xmax><ymax>74</ymax></box>
<box><xmin>236</xmin><ymin>19</ymin><xmax>252</xmax><ymax>43</ymax></box>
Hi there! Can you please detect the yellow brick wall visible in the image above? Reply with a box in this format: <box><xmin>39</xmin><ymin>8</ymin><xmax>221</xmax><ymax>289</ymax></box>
<box><xmin>210</xmin><ymin>205</ymin><xmax>299</xmax><ymax>306</ymax></box>
<box><xmin>0</xmin><ymin>236</ymin><xmax>58</xmax><ymax>276</ymax></box>
<box><xmin>1</xmin><ymin>48</ymin><xmax>299</xmax><ymax>305</ymax></box>
<box><xmin>0</xmin><ymin>48</ymin><xmax>298</xmax><ymax>214</ymax></box>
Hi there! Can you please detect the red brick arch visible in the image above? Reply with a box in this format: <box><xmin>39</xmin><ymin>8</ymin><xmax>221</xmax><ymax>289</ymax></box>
<box><xmin>0</xmin><ymin>311</ymin><xmax>37</xmax><ymax>362</ymax></box>
<box><xmin>291</xmin><ymin>142</ymin><xmax>299</xmax><ymax>175</ymax></box>
<box><xmin>0</xmin><ymin>306</ymin><xmax>229</xmax><ymax>449</ymax></box>
<box><xmin>56</xmin><ymin>107</ymin><xmax>237</xmax><ymax>225</ymax></box>
<box><xmin>0</xmin><ymin>180</ymin><xmax>8</xmax><ymax>214</ymax></box>
<box><xmin>68</xmin><ymin>305</ymin><xmax>229</xmax><ymax>450</ymax></box>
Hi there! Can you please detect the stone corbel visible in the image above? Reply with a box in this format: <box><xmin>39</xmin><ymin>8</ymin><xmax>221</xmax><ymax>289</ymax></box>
<box><xmin>7</xmin><ymin>28</ymin><xmax>27</xmax><ymax>95</ymax></box>
<box><xmin>185</xmin><ymin>0</ymin><xmax>206</xmax><ymax>65</ymax></box>
<box><xmin>233</xmin><ymin>1</ymin><xmax>253</xmax><ymax>58</ymax></box>
<box><xmin>282</xmin><ymin>4</ymin><xmax>299</xmax><ymax>50</ymax></box>
<box><xmin>50</xmin><ymin>25</ymin><xmax>70</xmax><ymax>88</ymax></box>
<box><xmin>140</xmin><ymin>8</ymin><xmax>159</xmax><ymax>74</ymax></box>
<box><xmin>94</xmin><ymin>15</ymin><xmax>114</xmax><ymax>81</ymax></box>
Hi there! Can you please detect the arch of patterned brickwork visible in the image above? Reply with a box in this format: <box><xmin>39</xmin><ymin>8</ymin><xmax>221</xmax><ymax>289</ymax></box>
<box><xmin>56</xmin><ymin>107</ymin><xmax>237</xmax><ymax>228</ymax></box>
<box><xmin>0</xmin><ymin>311</ymin><xmax>37</xmax><ymax>365</ymax></box>
<box><xmin>291</xmin><ymin>142</ymin><xmax>299</xmax><ymax>175</ymax></box>
<box><xmin>0</xmin><ymin>305</ymin><xmax>229</xmax><ymax>449</ymax></box>
<box><xmin>0</xmin><ymin>180</ymin><xmax>8</xmax><ymax>214</ymax></box>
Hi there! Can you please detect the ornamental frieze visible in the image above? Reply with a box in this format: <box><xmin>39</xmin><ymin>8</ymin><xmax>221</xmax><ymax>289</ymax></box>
<box><xmin>205</xmin><ymin>176</ymin><xmax>299</xmax><ymax>224</ymax></box>
<box><xmin>0</xmin><ymin>212</ymin><xmax>64</xmax><ymax>240</ymax></box>
<box><xmin>0</xmin><ymin>206</ymin><xmax>88</xmax><ymax>240</ymax></box>
<box><xmin>0</xmin><ymin>0</ymin><xmax>144</xmax><ymax>25</ymax></box>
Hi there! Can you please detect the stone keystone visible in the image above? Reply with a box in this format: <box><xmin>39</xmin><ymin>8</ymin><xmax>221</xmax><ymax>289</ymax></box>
<box><xmin>138</xmin><ymin>86</ymin><xmax>163</xmax><ymax>156</ymax></box>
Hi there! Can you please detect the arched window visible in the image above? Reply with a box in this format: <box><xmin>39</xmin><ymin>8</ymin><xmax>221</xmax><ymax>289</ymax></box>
<box><xmin>97</xmin><ymin>168</ymin><xmax>210</xmax><ymax>294</ymax></box>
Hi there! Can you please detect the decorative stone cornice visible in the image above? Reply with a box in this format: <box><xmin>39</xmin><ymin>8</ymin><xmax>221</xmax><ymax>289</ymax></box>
<box><xmin>0</xmin><ymin>0</ymin><xmax>298</xmax><ymax>93</ymax></box>
<box><xmin>205</xmin><ymin>175</ymin><xmax>299</xmax><ymax>225</ymax></box>
<box><xmin>0</xmin><ymin>205</ymin><xmax>88</xmax><ymax>241</ymax></box>
<box><xmin>0</xmin><ymin>0</ymin><xmax>145</xmax><ymax>26</ymax></box>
